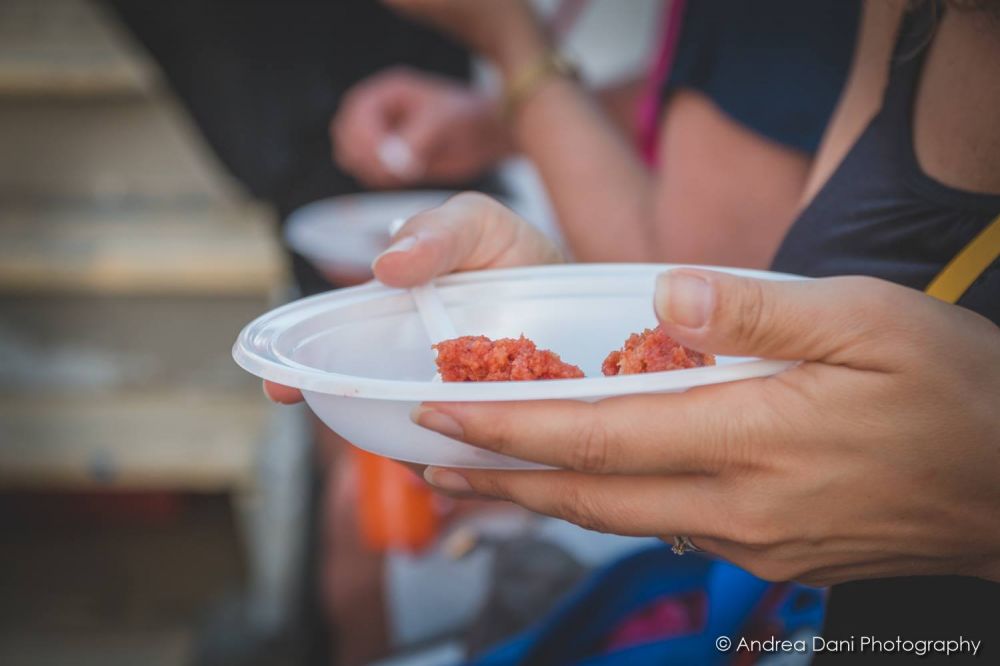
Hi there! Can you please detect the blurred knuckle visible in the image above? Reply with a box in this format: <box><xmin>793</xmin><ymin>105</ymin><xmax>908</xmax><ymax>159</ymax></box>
<box><xmin>729</xmin><ymin>278</ymin><xmax>768</xmax><ymax>348</ymax></box>
<box><xmin>477</xmin><ymin>417</ymin><xmax>519</xmax><ymax>458</ymax></box>
<box><xmin>569</xmin><ymin>415</ymin><xmax>613</xmax><ymax>474</ymax></box>
<box><xmin>554</xmin><ymin>486</ymin><xmax>613</xmax><ymax>533</ymax></box>
<box><xmin>717</xmin><ymin>408</ymin><xmax>755</xmax><ymax>471</ymax></box>
<box><xmin>470</xmin><ymin>473</ymin><xmax>513</xmax><ymax>502</ymax></box>
<box><xmin>691</xmin><ymin>393</ymin><xmax>758</xmax><ymax>474</ymax></box>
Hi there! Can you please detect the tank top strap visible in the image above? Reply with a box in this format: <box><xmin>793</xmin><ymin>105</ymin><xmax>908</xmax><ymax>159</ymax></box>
<box><xmin>877</xmin><ymin>1</ymin><xmax>940</xmax><ymax>132</ymax></box>
<box><xmin>877</xmin><ymin>1</ymin><xmax>1000</xmax><ymax>212</ymax></box>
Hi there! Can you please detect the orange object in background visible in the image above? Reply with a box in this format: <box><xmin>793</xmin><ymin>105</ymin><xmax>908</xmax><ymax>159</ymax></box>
<box><xmin>353</xmin><ymin>447</ymin><xmax>439</xmax><ymax>553</ymax></box>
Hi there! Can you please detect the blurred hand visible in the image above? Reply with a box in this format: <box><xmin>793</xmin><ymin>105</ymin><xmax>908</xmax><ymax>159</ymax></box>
<box><xmin>413</xmin><ymin>270</ymin><xmax>1000</xmax><ymax>586</ymax></box>
<box><xmin>332</xmin><ymin>68</ymin><xmax>509</xmax><ymax>187</ymax></box>
<box><xmin>263</xmin><ymin>193</ymin><xmax>561</xmax><ymax>403</ymax></box>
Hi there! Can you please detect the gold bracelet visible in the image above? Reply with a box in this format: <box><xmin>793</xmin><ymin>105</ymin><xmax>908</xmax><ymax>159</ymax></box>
<box><xmin>501</xmin><ymin>51</ymin><xmax>578</xmax><ymax>122</ymax></box>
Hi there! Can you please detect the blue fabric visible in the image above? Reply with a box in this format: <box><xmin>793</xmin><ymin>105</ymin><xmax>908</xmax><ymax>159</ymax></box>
<box><xmin>665</xmin><ymin>0</ymin><xmax>861</xmax><ymax>154</ymax></box>
<box><xmin>470</xmin><ymin>546</ymin><xmax>825</xmax><ymax>666</ymax></box>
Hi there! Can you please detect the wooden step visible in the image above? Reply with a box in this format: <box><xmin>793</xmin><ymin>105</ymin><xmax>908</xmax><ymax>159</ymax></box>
<box><xmin>0</xmin><ymin>291</ymin><xmax>269</xmax><ymax>394</ymax></box>
<box><xmin>0</xmin><ymin>0</ymin><xmax>153</xmax><ymax>98</ymax></box>
<box><xmin>0</xmin><ymin>391</ymin><xmax>270</xmax><ymax>491</ymax></box>
<box><xmin>0</xmin><ymin>97</ymin><xmax>241</xmax><ymax>205</ymax></box>
<box><xmin>0</xmin><ymin>203</ymin><xmax>286</xmax><ymax>295</ymax></box>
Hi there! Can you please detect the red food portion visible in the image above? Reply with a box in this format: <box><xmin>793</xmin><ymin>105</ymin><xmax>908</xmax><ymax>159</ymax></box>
<box><xmin>433</xmin><ymin>335</ymin><xmax>584</xmax><ymax>382</ymax></box>
<box><xmin>602</xmin><ymin>325</ymin><xmax>715</xmax><ymax>376</ymax></box>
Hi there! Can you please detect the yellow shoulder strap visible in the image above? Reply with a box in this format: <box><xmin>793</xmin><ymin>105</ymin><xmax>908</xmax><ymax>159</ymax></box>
<box><xmin>924</xmin><ymin>214</ymin><xmax>1000</xmax><ymax>304</ymax></box>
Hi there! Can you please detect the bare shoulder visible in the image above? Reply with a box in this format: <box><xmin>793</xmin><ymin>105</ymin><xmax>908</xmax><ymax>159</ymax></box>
<box><xmin>800</xmin><ymin>0</ymin><xmax>908</xmax><ymax>205</ymax></box>
<box><xmin>914</xmin><ymin>9</ymin><xmax>1000</xmax><ymax>194</ymax></box>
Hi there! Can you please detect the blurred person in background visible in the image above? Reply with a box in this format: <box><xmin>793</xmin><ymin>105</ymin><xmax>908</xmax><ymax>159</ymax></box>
<box><xmin>334</xmin><ymin>0</ymin><xmax>860</xmax><ymax>268</ymax></box>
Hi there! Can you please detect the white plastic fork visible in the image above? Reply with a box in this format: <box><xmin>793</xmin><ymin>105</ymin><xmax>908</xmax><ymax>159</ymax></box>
<box><xmin>389</xmin><ymin>217</ymin><xmax>457</xmax><ymax>347</ymax></box>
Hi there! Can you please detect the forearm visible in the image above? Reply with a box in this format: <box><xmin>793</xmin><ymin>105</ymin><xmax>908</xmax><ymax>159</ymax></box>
<box><xmin>487</xmin><ymin>76</ymin><xmax>643</xmax><ymax>159</ymax></box>
<box><xmin>510</xmin><ymin>76</ymin><xmax>656</xmax><ymax>262</ymax></box>
<box><xmin>484</xmin><ymin>18</ymin><xmax>656</xmax><ymax>262</ymax></box>
<box><xmin>387</xmin><ymin>1</ymin><xmax>657</xmax><ymax>261</ymax></box>
<box><xmin>594</xmin><ymin>77</ymin><xmax>645</xmax><ymax>139</ymax></box>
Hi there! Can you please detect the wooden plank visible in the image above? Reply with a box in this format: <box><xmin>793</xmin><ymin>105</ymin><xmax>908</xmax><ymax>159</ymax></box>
<box><xmin>0</xmin><ymin>98</ymin><xmax>242</xmax><ymax>204</ymax></box>
<box><xmin>0</xmin><ymin>61</ymin><xmax>147</xmax><ymax>99</ymax></box>
<box><xmin>0</xmin><ymin>203</ymin><xmax>287</xmax><ymax>295</ymax></box>
<box><xmin>0</xmin><ymin>0</ymin><xmax>153</xmax><ymax>98</ymax></box>
<box><xmin>0</xmin><ymin>293</ymin><xmax>269</xmax><ymax>394</ymax></box>
<box><xmin>0</xmin><ymin>392</ymin><xmax>270</xmax><ymax>491</ymax></box>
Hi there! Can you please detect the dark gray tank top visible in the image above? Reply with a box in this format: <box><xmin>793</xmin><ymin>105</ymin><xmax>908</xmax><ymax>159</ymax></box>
<box><xmin>771</xmin><ymin>4</ymin><xmax>1000</xmax><ymax>323</ymax></box>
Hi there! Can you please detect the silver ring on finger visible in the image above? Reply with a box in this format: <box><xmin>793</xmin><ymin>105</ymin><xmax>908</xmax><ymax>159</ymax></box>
<box><xmin>671</xmin><ymin>535</ymin><xmax>702</xmax><ymax>556</ymax></box>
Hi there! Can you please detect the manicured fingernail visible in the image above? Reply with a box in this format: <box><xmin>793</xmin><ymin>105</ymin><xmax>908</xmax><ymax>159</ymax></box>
<box><xmin>411</xmin><ymin>405</ymin><xmax>465</xmax><ymax>440</ymax></box>
<box><xmin>424</xmin><ymin>466</ymin><xmax>472</xmax><ymax>493</ymax></box>
<box><xmin>655</xmin><ymin>271</ymin><xmax>713</xmax><ymax>328</ymax></box>
<box><xmin>373</xmin><ymin>235</ymin><xmax>418</xmax><ymax>269</ymax></box>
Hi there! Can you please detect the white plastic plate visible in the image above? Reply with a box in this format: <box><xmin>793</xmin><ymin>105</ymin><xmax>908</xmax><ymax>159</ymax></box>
<box><xmin>284</xmin><ymin>191</ymin><xmax>458</xmax><ymax>282</ymax></box>
<box><xmin>234</xmin><ymin>264</ymin><xmax>805</xmax><ymax>468</ymax></box>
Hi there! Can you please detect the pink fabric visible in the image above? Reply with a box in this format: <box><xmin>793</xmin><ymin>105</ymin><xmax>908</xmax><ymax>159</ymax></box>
<box><xmin>637</xmin><ymin>0</ymin><xmax>687</xmax><ymax>165</ymax></box>
<box><xmin>602</xmin><ymin>592</ymin><xmax>706</xmax><ymax>653</ymax></box>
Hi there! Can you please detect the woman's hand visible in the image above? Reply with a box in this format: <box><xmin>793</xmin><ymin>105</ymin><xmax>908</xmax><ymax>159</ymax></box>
<box><xmin>413</xmin><ymin>269</ymin><xmax>1000</xmax><ymax>586</ymax></box>
<box><xmin>263</xmin><ymin>193</ymin><xmax>562</xmax><ymax>403</ymax></box>
<box><xmin>331</xmin><ymin>68</ymin><xmax>509</xmax><ymax>187</ymax></box>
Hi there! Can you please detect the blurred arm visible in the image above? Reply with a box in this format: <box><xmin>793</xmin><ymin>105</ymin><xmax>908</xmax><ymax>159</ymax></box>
<box><xmin>595</xmin><ymin>77</ymin><xmax>645</xmax><ymax>139</ymax></box>
<box><xmin>382</xmin><ymin>0</ymin><xmax>810</xmax><ymax>265</ymax></box>
<box><xmin>497</xmin><ymin>36</ymin><xmax>658</xmax><ymax>262</ymax></box>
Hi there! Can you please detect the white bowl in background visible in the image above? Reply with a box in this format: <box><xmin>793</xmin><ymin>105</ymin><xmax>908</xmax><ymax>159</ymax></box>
<box><xmin>284</xmin><ymin>191</ymin><xmax>459</xmax><ymax>285</ymax></box>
